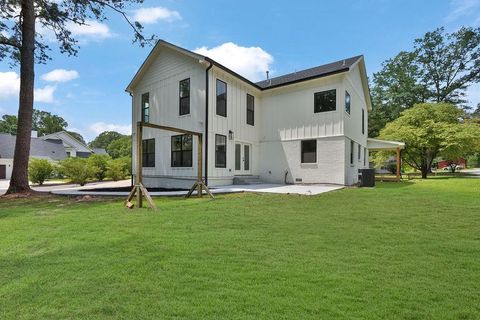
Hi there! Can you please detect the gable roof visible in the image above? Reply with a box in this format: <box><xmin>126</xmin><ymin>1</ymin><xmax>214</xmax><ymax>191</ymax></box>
<box><xmin>126</xmin><ymin>40</ymin><xmax>372</xmax><ymax>109</ymax></box>
<box><xmin>256</xmin><ymin>55</ymin><xmax>362</xmax><ymax>89</ymax></box>
<box><xmin>41</xmin><ymin>131</ymin><xmax>92</xmax><ymax>153</ymax></box>
<box><xmin>0</xmin><ymin>133</ymin><xmax>67</xmax><ymax>160</ymax></box>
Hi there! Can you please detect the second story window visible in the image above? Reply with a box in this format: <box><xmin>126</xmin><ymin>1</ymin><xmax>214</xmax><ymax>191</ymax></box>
<box><xmin>314</xmin><ymin>89</ymin><xmax>336</xmax><ymax>113</ymax></box>
<box><xmin>171</xmin><ymin>134</ymin><xmax>193</xmax><ymax>167</ymax></box>
<box><xmin>216</xmin><ymin>79</ymin><xmax>227</xmax><ymax>117</ymax></box>
<box><xmin>345</xmin><ymin>91</ymin><xmax>351</xmax><ymax>114</ymax></box>
<box><xmin>246</xmin><ymin>94</ymin><xmax>254</xmax><ymax>126</ymax></box>
<box><xmin>141</xmin><ymin>92</ymin><xmax>149</xmax><ymax>123</ymax></box>
<box><xmin>179</xmin><ymin>78</ymin><xmax>190</xmax><ymax>115</ymax></box>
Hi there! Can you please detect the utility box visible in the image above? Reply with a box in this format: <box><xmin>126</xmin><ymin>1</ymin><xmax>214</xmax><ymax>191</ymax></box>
<box><xmin>358</xmin><ymin>169</ymin><xmax>375</xmax><ymax>187</ymax></box>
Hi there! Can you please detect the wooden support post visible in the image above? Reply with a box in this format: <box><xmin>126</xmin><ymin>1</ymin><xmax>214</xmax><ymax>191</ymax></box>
<box><xmin>136</xmin><ymin>122</ymin><xmax>143</xmax><ymax>208</ymax></box>
<box><xmin>396</xmin><ymin>147</ymin><xmax>401</xmax><ymax>182</ymax></box>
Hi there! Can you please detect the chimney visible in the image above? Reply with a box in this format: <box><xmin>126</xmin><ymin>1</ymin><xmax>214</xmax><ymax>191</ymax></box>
<box><xmin>31</xmin><ymin>130</ymin><xmax>38</xmax><ymax>138</ymax></box>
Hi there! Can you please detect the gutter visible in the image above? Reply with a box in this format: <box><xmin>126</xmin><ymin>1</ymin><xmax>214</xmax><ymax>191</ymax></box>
<box><xmin>205</xmin><ymin>61</ymin><xmax>213</xmax><ymax>186</ymax></box>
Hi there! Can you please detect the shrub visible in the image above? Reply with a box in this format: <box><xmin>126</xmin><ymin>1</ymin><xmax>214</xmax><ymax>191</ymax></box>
<box><xmin>87</xmin><ymin>154</ymin><xmax>111</xmax><ymax>181</ymax></box>
<box><xmin>28</xmin><ymin>158</ymin><xmax>54</xmax><ymax>185</ymax></box>
<box><xmin>118</xmin><ymin>156</ymin><xmax>132</xmax><ymax>175</ymax></box>
<box><xmin>106</xmin><ymin>158</ymin><xmax>128</xmax><ymax>181</ymax></box>
<box><xmin>59</xmin><ymin>157</ymin><xmax>98</xmax><ymax>186</ymax></box>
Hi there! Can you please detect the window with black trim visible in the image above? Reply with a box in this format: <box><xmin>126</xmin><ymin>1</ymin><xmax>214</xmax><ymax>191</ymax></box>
<box><xmin>179</xmin><ymin>78</ymin><xmax>190</xmax><ymax>115</ymax></box>
<box><xmin>216</xmin><ymin>79</ymin><xmax>227</xmax><ymax>117</ymax></box>
<box><xmin>345</xmin><ymin>91</ymin><xmax>351</xmax><ymax>114</ymax></box>
<box><xmin>350</xmin><ymin>140</ymin><xmax>354</xmax><ymax>165</ymax></box>
<box><xmin>358</xmin><ymin>144</ymin><xmax>361</xmax><ymax>161</ymax></box>
<box><xmin>246</xmin><ymin>94</ymin><xmax>254</xmax><ymax>126</ymax></box>
<box><xmin>301</xmin><ymin>140</ymin><xmax>317</xmax><ymax>163</ymax></box>
<box><xmin>215</xmin><ymin>134</ymin><xmax>227</xmax><ymax>168</ymax></box>
<box><xmin>141</xmin><ymin>93</ymin><xmax>149</xmax><ymax>123</ymax></box>
<box><xmin>171</xmin><ymin>134</ymin><xmax>192</xmax><ymax>167</ymax></box>
<box><xmin>314</xmin><ymin>89</ymin><xmax>336</xmax><ymax>113</ymax></box>
<box><xmin>364</xmin><ymin>147</ymin><xmax>367</xmax><ymax>166</ymax></box>
<box><xmin>362</xmin><ymin>109</ymin><xmax>365</xmax><ymax>134</ymax></box>
<box><xmin>142</xmin><ymin>139</ymin><xmax>155</xmax><ymax>167</ymax></box>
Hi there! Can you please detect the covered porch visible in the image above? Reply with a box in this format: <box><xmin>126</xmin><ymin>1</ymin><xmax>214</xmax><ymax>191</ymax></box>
<box><xmin>367</xmin><ymin>138</ymin><xmax>406</xmax><ymax>182</ymax></box>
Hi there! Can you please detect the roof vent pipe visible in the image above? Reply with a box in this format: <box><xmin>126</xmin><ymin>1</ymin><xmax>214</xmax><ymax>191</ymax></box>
<box><xmin>342</xmin><ymin>59</ymin><xmax>346</xmax><ymax>66</ymax></box>
<box><xmin>266</xmin><ymin>70</ymin><xmax>269</xmax><ymax>80</ymax></box>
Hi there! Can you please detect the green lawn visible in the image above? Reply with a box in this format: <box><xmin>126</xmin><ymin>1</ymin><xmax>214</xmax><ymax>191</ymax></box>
<box><xmin>1</xmin><ymin>178</ymin><xmax>479</xmax><ymax>319</ymax></box>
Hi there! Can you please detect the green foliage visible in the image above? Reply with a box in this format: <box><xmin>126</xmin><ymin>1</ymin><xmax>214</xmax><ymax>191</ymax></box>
<box><xmin>33</xmin><ymin>109</ymin><xmax>68</xmax><ymax>136</ymax></box>
<box><xmin>118</xmin><ymin>156</ymin><xmax>132</xmax><ymax>175</ymax></box>
<box><xmin>28</xmin><ymin>158</ymin><xmax>54</xmax><ymax>185</ymax></box>
<box><xmin>88</xmin><ymin>131</ymin><xmax>125</xmax><ymax>149</ymax></box>
<box><xmin>370</xmin><ymin>27</ymin><xmax>480</xmax><ymax>137</ymax></box>
<box><xmin>467</xmin><ymin>153</ymin><xmax>480</xmax><ymax>168</ymax></box>
<box><xmin>59</xmin><ymin>157</ymin><xmax>98</xmax><ymax>186</ymax></box>
<box><xmin>106</xmin><ymin>158</ymin><xmax>128</xmax><ymax>181</ymax></box>
<box><xmin>87</xmin><ymin>154</ymin><xmax>111</xmax><ymax>181</ymax></box>
<box><xmin>0</xmin><ymin>109</ymin><xmax>70</xmax><ymax>136</ymax></box>
<box><xmin>106</xmin><ymin>136</ymin><xmax>131</xmax><ymax>159</ymax></box>
<box><xmin>0</xmin><ymin>114</ymin><xmax>18</xmax><ymax>134</ymax></box>
<box><xmin>378</xmin><ymin>103</ymin><xmax>480</xmax><ymax>178</ymax></box>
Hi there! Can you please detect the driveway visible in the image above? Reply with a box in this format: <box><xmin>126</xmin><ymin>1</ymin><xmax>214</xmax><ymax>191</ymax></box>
<box><xmin>0</xmin><ymin>179</ymin><xmax>131</xmax><ymax>196</ymax></box>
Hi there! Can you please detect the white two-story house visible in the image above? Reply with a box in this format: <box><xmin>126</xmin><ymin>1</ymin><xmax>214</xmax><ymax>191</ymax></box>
<box><xmin>126</xmin><ymin>40</ymin><xmax>372</xmax><ymax>188</ymax></box>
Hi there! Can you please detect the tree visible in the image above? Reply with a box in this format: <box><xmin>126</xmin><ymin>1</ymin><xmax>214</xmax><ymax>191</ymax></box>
<box><xmin>370</xmin><ymin>27</ymin><xmax>480</xmax><ymax>137</ymax></box>
<box><xmin>106</xmin><ymin>135</ymin><xmax>131</xmax><ymax>159</ymax></box>
<box><xmin>0</xmin><ymin>115</ymin><xmax>18</xmax><ymax>135</ymax></box>
<box><xmin>89</xmin><ymin>131</ymin><xmax>124</xmax><ymax>149</ymax></box>
<box><xmin>1</xmin><ymin>0</ymin><xmax>154</xmax><ymax>195</ymax></box>
<box><xmin>59</xmin><ymin>157</ymin><xmax>98</xmax><ymax>186</ymax></box>
<box><xmin>28</xmin><ymin>158</ymin><xmax>54</xmax><ymax>185</ymax></box>
<box><xmin>67</xmin><ymin>131</ymin><xmax>86</xmax><ymax>145</ymax></box>
<box><xmin>378</xmin><ymin>103</ymin><xmax>480</xmax><ymax>178</ymax></box>
<box><xmin>33</xmin><ymin>109</ymin><xmax>67</xmax><ymax>136</ymax></box>
<box><xmin>87</xmin><ymin>154</ymin><xmax>111</xmax><ymax>181</ymax></box>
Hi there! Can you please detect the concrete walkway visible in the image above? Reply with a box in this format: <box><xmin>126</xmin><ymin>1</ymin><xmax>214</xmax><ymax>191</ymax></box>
<box><xmin>1</xmin><ymin>179</ymin><xmax>343</xmax><ymax>196</ymax></box>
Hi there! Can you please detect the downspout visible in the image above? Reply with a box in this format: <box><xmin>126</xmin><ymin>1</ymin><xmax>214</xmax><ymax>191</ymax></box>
<box><xmin>129</xmin><ymin>92</ymin><xmax>134</xmax><ymax>188</ymax></box>
<box><xmin>205</xmin><ymin>61</ymin><xmax>213</xmax><ymax>186</ymax></box>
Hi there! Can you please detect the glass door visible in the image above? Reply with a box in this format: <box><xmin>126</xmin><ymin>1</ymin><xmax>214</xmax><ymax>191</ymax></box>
<box><xmin>234</xmin><ymin>142</ymin><xmax>252</xmax><ymax>175</ymax></box>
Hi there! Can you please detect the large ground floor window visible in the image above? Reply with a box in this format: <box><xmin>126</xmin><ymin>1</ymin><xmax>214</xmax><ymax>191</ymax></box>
<box><xmin>171</xmin><ymin>134</ymin><xmax>193</xmax><ymax>167</ymax></box>
<box><xmin>215</xmin><ymin>134</ymin><xmax>227</xmax><ymax>168</ymax></box>
<box><xmin>301</xmin><ymin>140</ymin><xmax>317</xmax><ymax>163</ymax></box>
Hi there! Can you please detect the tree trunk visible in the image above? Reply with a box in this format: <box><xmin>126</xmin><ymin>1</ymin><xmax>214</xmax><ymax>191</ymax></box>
<box><xmin>421</xmin><ymin>167</ymin><xmax>428</xmax><ymax>179</ymax></box>
<box><xmin>6</xmin><ymin>0</ymin><xmax>35</xmax><ymax>194</ymax></box>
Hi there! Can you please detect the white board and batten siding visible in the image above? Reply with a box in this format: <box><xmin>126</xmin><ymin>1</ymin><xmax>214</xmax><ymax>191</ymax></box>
<box><xmin>131</xmin><ymin>46</ymin><xmax>206</xmax><ymax>188</ymax></box>
<box><xmin>343</xmin><ymin>64</ymin><xmax>369</xmax><ymax>185</ymax></box>
<box><xmin>129</xmin><ymin>42</ymin><xmax>372</xmax><ymax>187</ymax></box>
<box><xmin>206</xmin><ymin>67</ymin><xmax>262</xmax><ymax>185</ymax></box>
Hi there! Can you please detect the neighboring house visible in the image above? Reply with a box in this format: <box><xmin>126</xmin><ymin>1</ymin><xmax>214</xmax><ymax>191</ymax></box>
<box><xmin>0</xmin><ymin>133</ymin><xmax>67</xmax><ymax>180</ymax></box>
<box><xmin>41</xmin><ymin>131</ymin><xmax>106</xmax><ymax>158</ymax></box>
<box><xmin>438</xmin><ymin>158</ymin><xmax>467</xmax><ymax>170</ymax></box>
<box><xmin>126</xmin><ymin>40</ymin><xmax>371</xmax><ymax>188</ymax></box>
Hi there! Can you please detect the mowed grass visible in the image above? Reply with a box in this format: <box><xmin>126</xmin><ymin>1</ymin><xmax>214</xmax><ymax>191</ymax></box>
<box><xmin>0</xmin><ymin>178</ymin><xmax>479</xmax><ymax>319</ymax></box>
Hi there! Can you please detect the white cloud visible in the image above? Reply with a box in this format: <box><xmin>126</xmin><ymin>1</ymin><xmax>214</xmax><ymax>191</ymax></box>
<box><xmin>445</xmin><ymin>0</ymin><xmax>480</xmax><ymax>23</ymax></box>
<box><xmin>67</xmin><ymin>20</ymin><xmax>113</xmax><ymax>40</ymax></box>
<box><xmin>41</xmin><ymin>69</ymin><xmax>79</xmax><ymax>82</ymax></box>
<box><xmin>89</xmin><ymin>122</ymin><xmax>131</xmax><ymax>135</ymax></box>
<box><xmin>132</xmin><ymin>7</ymin><xmax>181</xmax><ymax>24</ymax></box>
<box><xmin>35</xmin><ymin>85</ymin><xmax>56</xmax><ymax>103</ymax></box>
<box><xmin>0</xmin><ymin>71</ymin><xmax>20</xmax><ymax>100</ymax></box>
<box><xmin>194</xmin><ymin>42</ymin><xmax>274</xmax><ymax>82</ymax></box>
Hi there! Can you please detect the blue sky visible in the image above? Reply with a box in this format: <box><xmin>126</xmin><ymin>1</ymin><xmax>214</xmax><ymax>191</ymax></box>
<box><xmin>1</xmin><ymin>0</ymin><xmax>479</xmax><ymax>142</ymax></box>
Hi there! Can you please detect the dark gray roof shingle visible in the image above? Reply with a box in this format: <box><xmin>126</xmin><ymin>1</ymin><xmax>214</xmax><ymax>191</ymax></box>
<box><xmin>0</xmin><ymin>133</ymin><xmax>67</xmax><ymax>160</ymax></box>
<box><xmin>255</xmin><ymin>55</ymin><xmax>363</xmax><ymax>89</ymax></box>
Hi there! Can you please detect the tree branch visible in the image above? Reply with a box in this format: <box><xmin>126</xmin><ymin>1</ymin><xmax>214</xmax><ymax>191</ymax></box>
<box><xmin>0</xmin><ymin>36</ymin><xmax>21</xmax><ymax>48</ymax></box>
